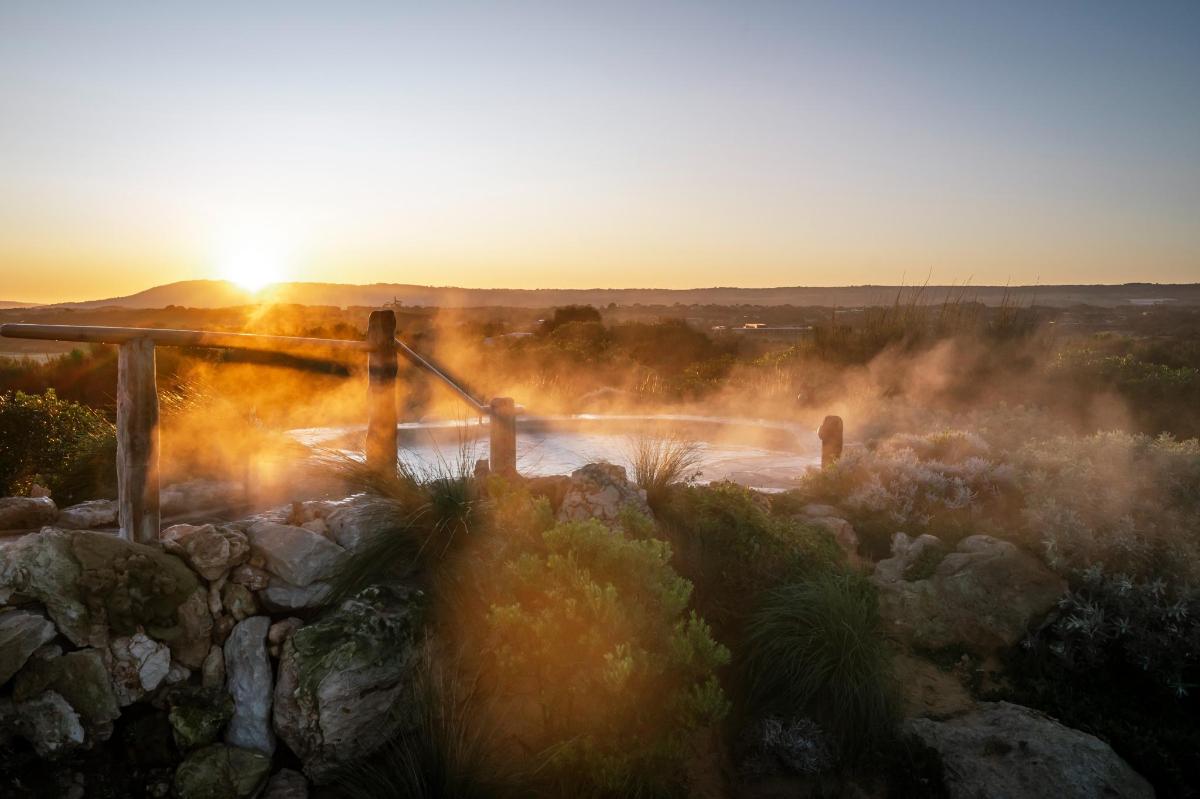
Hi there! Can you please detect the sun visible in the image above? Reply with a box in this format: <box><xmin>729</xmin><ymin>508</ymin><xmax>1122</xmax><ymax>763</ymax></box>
<box><xmin>218</xmin><ymin>243</ymin><xmax>286</xmax><ymax>293</ymax></box>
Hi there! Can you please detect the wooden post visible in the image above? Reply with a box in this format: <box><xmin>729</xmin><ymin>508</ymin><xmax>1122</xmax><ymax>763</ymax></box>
<box><xmin>818</xmin><ymin>414</ymin><xmax>843</xmax><ymax>469</ymax></box>
<box><xmin>117</xmin><ymin>337</ymin><xmax>160</xmax><ymax>543</ymax></box>
<box><xmin>366</xmin><ymin>310</ymin><xmax>398</xmax><ymax>473</ymax></box>
<box><xmin>489</xmin><ymin>397</ymin><xmax>517</xmax><ymax>478</ymax></box>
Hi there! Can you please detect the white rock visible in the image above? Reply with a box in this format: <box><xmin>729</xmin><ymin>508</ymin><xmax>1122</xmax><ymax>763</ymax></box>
<box><xmin>56</xmin><ymin>499</ymin><xmax>119</xmax><ymax>530</ymax></box>
<box><xmin>245</xmin><ymin>522</ymin><xmax>347</xmax><ymax>587</ymax></box>
<box><xmin>224</xmin><ymin>616</ymin><xmax>275</xmax><ymax>755</ymax></box>
<box><xmin>14</xmin><ymin>690</ymin><xmax>85</xmax><ymax>757</ymax></box>
<box><xmin>258</xmin><ymin>579</ymin><xmax>332</xmax><ymax>613</ymax></box>
<box><xmin>108</xmin><ymin>633</ymin><xmax>171</xmax><ymax>705</ymax></box>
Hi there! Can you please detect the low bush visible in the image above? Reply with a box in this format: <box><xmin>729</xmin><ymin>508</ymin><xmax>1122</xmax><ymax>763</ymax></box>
<box><xmin>624</xmin><ymin>433</ymin><xmax>702</xmax><ymax>508</ymax></box>
<box><xmin>0</xmin><ymin>389</ymin><xmax>115</xmax><ymax>498</ymax></box>
<box><xmin>658</xmin><ymin>482</ymin><xmax>844</xmax><ymax>630</ymax></box>
<box><xmin>742</xmin><ymin>572</ymin><xmax>898</xmax><ymax>760</ymax></box>
<box><xmin>480</xmin><ymin>513</ymin><xmax>730</xmax><ymax>797</ymax></box>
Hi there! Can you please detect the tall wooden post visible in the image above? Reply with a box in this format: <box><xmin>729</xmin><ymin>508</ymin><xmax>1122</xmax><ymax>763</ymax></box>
<box><xmin>366</xmin><ymin>310</ymin><xmax>398</xmax><ymax>473</ymax></box>
<box><xmin>818</xmin><ymin>414</ymin><xmax>843</xmax><ymax>469</ymax></box>
<box><xmin>489</xmin><ymin>397</ymin><xmax>517</xmax><ymax>478</ymax></box>
<box><xmin>117</xmin><ymin>337</ymin><xmax>160</xmax><ymax>543</ymax></box>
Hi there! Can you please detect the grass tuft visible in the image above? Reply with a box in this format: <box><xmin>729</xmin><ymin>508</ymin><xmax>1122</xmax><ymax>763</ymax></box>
<box><xmin>742</xmin><ymin>572</ymin><xmax>898</xmax><ymax>760</ymax></box>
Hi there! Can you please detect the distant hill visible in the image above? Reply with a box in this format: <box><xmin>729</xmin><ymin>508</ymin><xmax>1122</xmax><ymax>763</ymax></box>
<box><xmin>51</xmin><ymin>279</ymin><xmax>1200</xmax><ymax>310</ymax></box>
<box><xmin>0</xmin><ymin>301</ymin><xmax>40</xmax><ymax>309</ymax></box>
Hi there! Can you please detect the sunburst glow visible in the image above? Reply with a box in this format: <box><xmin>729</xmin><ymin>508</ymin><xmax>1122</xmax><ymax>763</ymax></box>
<box><xmin>218</xmin><ymin>243</ymin><xmax>286</xmax><ymax>293</ymax></box>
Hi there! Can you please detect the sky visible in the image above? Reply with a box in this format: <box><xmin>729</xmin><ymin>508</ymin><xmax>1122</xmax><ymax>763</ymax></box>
<box><xmin>0</xmin><ymin>1</ymin><xmax>1197</xmax><ymax>303</ymax></box>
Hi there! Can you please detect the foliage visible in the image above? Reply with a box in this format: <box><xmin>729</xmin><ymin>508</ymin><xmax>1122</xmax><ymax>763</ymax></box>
<box><xmin>332</xmin><ymin>643</ymin><xmax>512</xmax><ymax>799</ymax></box>
<box><xmin>659</xmin><ymin>482</ymin><xmax>844</xmax><ymax>630</ymax></box>
<box><xmin>624</xmin><ymin>432</ymin><xmax>702</xmax><ymax>508</ymax></box>
<box><xmin>0</xmin><ymin>389</ymin><xmax>115</xmax><ymax>498</ymax></box>
<box><xmin>323</xmin><ymin>449</ymin><xmax>485</xmax><ymax>602</ymax></box>
<box><xmin>742</xmin><ymin>572</ymin><xmax>899</xmax><ymax>760</ymax></box>
<box><xmin>481</xmin><ymin>513</ymin><xmax>730</xmax><ymax>797</ymax></box>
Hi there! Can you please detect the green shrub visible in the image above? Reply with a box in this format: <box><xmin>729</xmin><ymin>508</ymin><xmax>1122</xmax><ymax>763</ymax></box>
<box><xmin>482</xmin><ymin>514</ymin><xmax>730</xmax><ymax>796</ymax></box>
<box><xmin>742</xmin><ymin>572</ymin><xmax>898</xmax><ymax>760</ymax></box>
<box><xmin>0</xmin><ymin>389</ymin><xmax>115</xmax><ymax>498</ymax></box>
<box><xmin>660</xmin><ymin>482</ymin><xmax>844</xmax><ymax>629</ymax></box>
<box><xmin>332</xmin><ymin>644</ymin><xmax>512</xmax><ymax>799</ymax></box>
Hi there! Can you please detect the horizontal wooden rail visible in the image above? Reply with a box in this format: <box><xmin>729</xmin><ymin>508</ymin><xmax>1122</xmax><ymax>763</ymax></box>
<box><xmin>0</xmin><ymin>313</ymin><xmax>521</xmax><ymax>541</ymax></box>
<box><xmin>0</xmin><ymin>323</ymin><xmax>371</xmax><ymax>355</ymax></box>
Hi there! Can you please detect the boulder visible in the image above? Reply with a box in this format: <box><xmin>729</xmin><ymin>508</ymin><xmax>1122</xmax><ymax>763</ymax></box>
<box><xmin>892</xmin><ymin>652</ymin><xmax>975</xmax><ymax>720</ymax></box>
<box><xmin>168</xmin><ymin>687</ymin><xmax>235</xmax><ymax>751</ymax></box>
<box><xmin>906</xmin><ymin>702</ymin><xmax>1154</xmax><ymax>799</ymax></box>
<box><xmin>107</xmin><ymin>632</ymin><xmax>172</xmax><ymax>705</ymax></box>
<box><xmin>55</xmin><ymin>499</ymin><xmax>118</xmax><ymax>530</ymax></box>
<box><xmin>9</xmin><ymin>690</ymin><xmax>86</xmax><ymax>757</ymax></box>
<box><xmin>167</xmin><ymin>587</ymin><xmax>214</xmax><ymax>669</ymax></box>
<box><xmin>0</xmin><ymin>609</ymin><xmax>57</xmax><ymax>685</ymax></box>
<box><xmin>258</xmin><ymin>578</ymin><xmax>332</xmax><ymax>613</ymax></box>
<box><xmin>556</xmin><ymin>463</ymin><xmax>652</xmax><ymax>527</ymax></box>
<box><xmin>160</xmin><ymin>480</ymin><xmax>243</xmax><ymax>516</ymax></box>
<box><xmin>1</xmin><ymin>529</ymin><xmax>200</xmax><ymax>648</ymax></box>
<box><xmin>173</xmin><ymin>743</ymin><xmax>272</xmax><ymax>799</ymax></box>
<box><xmin>273</xmin><ymin>584</ymin><xmax>424</xmax><ymax>782</ymax></box>
<box><xmin>263</xmin><ymin>769</ymin><xmax>309</xmax><ymax>799</ymax></box>
<box><xmin>161</xmin><ymin>523</ymin><xmax>251</xmax><ymax>581</ymax></box>
<box><xmin>224</xmin><ymin>616</ymin><xmax>275</xmax><ymax>755</ymax></box>
<box><xmin>872</xmin><ymin>534</ymin><xmax>1065</xmax><ymax>655</ymax></box>
<box><xmin>803</xmin><ymin>515</ymin><xmax>860</xmax><ymax>562</ymax></box>
<box><xmin>12</xmin><ymin>648</ymin><xmax>120</xmax><ymax>742</ymax></box>
<box><xmin>245</xmin><ymin>522</ymin><xmax>347</xmax><ymax>587</ymax></box>
<box><xmin>324</xmin><ymin>494</ymin><xmax>403</xmax><ymax>551</ymax></box>
<box><xmin>230</xmin><ymin>564</ymin><xmax>271</xmax><ymax>592</ymax></box>
<box><xmin>202</xmin><ymin>644</ymin><xmax>226</xmax><ymax>688</ymax></box>
<box><xmin>222</xmin><ymin>582</ymin><xmax>259</xmax><ymax>622</ymax></box>
<box><xmin>0</xmin><ymin>496</ymin><xmax>58</xmax><ymax>530</ymax></box>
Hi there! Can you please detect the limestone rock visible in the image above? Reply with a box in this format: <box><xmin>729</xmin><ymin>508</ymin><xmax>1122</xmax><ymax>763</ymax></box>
<box><xmin>803</xmin><ymin>515</ymin><xmax>860</xmax><ymax>562</ymax></box>
<box><xmin>264</xmin><ymin>769</ymin><xmax>309</xmax><ymax>798</ymax></box>
<box><xmin>324</xmin><ymin>494</ymin><xmax>403</xmax><ymax>551</ymax></box>
<box><xmin>202</xmin><ymin>644</ymin><xmax>226</xmax><ymax>688</ymax></box>
<box><xmin>872</xmin><ymin>534</ymin><xmax>1065</xmax><ymax>654</ymax></box>
<box><xmin>906</xmin><ymin>702</ymin><xmax>1154</xmax><ymax>799</ymax></box>
<box><xmin>55</xmin><ymin>499</ymin><xmax>119</xmax><ymax>530</ymax></box>
<box><xmin>173</xmin><ymin>743</ymin><xmax>271</xmax><ymax>799</ymax></box>
<box><xmin>0</xmin><ymin>496</ymin><xmax>58</xmax><ymax>530</ymax></box>
<box><xmin>169</xmin><ymin>687</ymin><xmax>235</xmax><ymax>751</ymax></box>
<box><xmin>230</xmin><ymin>564</ymin><xmax>271</xmax><ymax>592</ymax></box>
<box><xmin>12</xmin><ymin>648</ymin><xmax>120</xmax><ymax>742</ymax></box>
<box><xmin>268</xmin><ymin>617</ymin><xmax>303</xmax><ymax>658</ymax></box>
<box><xmin>892</xmin><ymin>652</ymin><xmax>975</xmax><ymax>720</ymax></box>
<box><xmin>161</xmin><ymin>523</ymin><xmax>251</xmax><ymax>581</ymax></box>
<box><xmin>258</xmin><ymin>578</ymin><xmax>332</xmax><ymax>613</ymax></box>
<box><xmin>556</xmin><ymin>463</ymin><xmax>652</xmax><ymax>527</ymax></box>
<box><xmin>245</xmin><ymin>522</ymin><xmax>347</xmax><ymax>587</ymax></box>
<box><xmin>0</xmin><ymin>609</ymin><xmax>57</xmax><ymax>685</ymax></box>
<box><xmin>224</xmin><ymin>616</ymin><xmax>275</xmax><ymax>755</ymax></box>
<box><xmin>11</xmin><ymin>690</ymin><xmax>86</xmax><ymax>757</ymax></box>
<box><xmin>160</xmin><ymin>480</ymin><xmax>243</xmax><ymax>516</ymax></box>
<box><xmin>108</xmin><ymin>632</ymin><xmax>172</xmax><ymax>705</ymax></box>
<box><xmin>1</xmin><ymin>529</ymin><xmax>199</xmax><ymax>648</ymax></box>
<box><xmin>273</xmin><ymin>584</ymin><xmax>424</xmax><ymax>782</ymax></box>
<box><xmin>222</xmin><ymin>582</ymin><xmax>259</xmax><ymax>622</ymax></box>
<box><xmin>166</xmin><ymin>587</ymin><xmax>213</xmax><ymax>669</ymax></box>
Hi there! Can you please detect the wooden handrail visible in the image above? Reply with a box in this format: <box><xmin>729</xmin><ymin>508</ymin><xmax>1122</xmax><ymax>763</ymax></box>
<box><xmin>0</xmin><ymin>323</ymin><xmax>370</xmax><ymax>355</ymax></box>
<box><xmin>1</xmin><ymin>313</ymin><xmax>522</xmax><ymax>541</ymax></box>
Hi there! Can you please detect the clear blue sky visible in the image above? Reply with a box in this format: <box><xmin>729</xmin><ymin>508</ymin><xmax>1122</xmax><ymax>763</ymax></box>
<box><xmin>1</xmin><ymin>1</ymin><xmax>1197</xmax><ymax>301</ymax></box>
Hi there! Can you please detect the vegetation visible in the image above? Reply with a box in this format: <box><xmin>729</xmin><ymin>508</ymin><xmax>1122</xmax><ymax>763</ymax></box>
<box><xmin>742</xmin><ymin>573</ymin><xmax>898</xmax><ymax>759</ymax></box>
<box><xmin>0</xmin><ymin>389</ymin><xmax>114</xmax><ymax>498</ymax></box>
<box><xmin>624</xmin><ymin>432</ymin><xmax>702</xmax><ymax>507</ymax></box>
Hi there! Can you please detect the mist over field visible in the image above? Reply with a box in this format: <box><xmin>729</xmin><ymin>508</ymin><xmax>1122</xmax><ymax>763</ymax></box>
<box><xmin>3</xmin><ymin>0</ymin><xmax>1199</xmax><ymax>797</ymax></box>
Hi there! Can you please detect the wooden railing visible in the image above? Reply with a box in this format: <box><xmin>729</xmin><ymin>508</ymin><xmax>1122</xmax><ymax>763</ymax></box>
<box><xmin>0</xmin><ymin>310</ymin><xmax>517</xmax><ymax>543</ymax></box>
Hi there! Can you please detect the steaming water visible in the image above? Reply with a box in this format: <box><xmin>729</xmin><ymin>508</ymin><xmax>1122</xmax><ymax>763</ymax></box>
<box><xmin>290</xmin><ymin>414</ymin><xmax>821</xmax><ymax>492</ymax></box>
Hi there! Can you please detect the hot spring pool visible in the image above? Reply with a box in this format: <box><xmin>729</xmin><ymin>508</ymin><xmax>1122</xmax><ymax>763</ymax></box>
<box><xmin>290</xmin><ymin>414</ymin><xmax>821</xmax><ymax>492</ymax></box>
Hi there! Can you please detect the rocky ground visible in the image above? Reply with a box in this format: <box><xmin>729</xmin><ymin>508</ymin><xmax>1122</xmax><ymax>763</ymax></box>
<box><xmin>0</xmin><ymin>467</ymin><xmax>1157</xmax><ymax>798</ymax></box>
